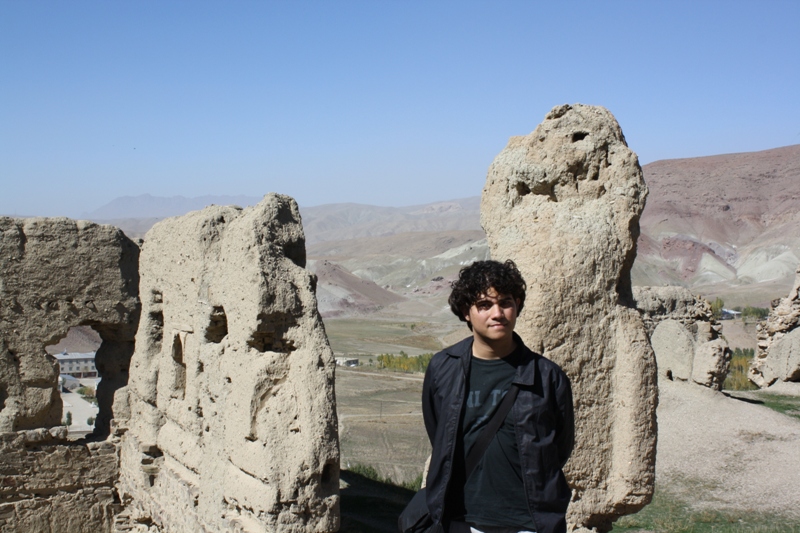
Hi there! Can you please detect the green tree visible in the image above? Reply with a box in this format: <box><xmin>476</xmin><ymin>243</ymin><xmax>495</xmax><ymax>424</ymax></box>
<box><xmin>710</xmin><ymin>297</ymin><xmax>724</xmax><ymax>319</ymax></box>
<box><xmin>742</xmin><ymin>306</ymin><xmax>770</xmax><ymax>321</ymax></box>
<box><xmin>64</xmin><ymin>411</ymin><xmax>72</xmax><ymax>427</ymax></box>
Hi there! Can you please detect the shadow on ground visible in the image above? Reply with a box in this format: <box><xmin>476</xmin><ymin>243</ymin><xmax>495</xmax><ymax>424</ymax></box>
<box><xmin>340</xmin><ymin>469</ymin><xmax>415</xmax><ymax>532</ymax></box>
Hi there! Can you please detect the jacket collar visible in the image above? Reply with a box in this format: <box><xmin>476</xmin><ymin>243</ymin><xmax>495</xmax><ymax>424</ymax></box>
<box><xmin>445</xmin><ymin>332</ymin><xmax>538</xmax><ymax>386</ymax></box>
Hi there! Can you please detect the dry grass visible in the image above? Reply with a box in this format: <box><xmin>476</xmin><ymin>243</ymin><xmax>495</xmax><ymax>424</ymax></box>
<box><xmin>335</xmin><ymin>367</ymin><xmax>429</xmax><ymax>485</ymax></box>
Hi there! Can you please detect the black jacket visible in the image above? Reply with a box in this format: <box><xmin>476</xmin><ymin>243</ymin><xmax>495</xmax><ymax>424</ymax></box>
<box><xmin>422</xmin><ymin>334</ymin><xmax>574</xmax><ymax>533</ymax></box>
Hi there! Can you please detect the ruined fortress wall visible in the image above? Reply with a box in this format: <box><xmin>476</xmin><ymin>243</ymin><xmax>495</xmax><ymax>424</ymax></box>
<box><xmin>0</xmin><ymin>217</ymin><xmax>140</xmax><ymax>434</ymax></box>
<box><xmin>0</xmin><ymin>218</ymin><xmax>139</xmax><ymax>532</ymax></box>
<box><xmin>116</xmin><ymin>194</ymin><xmax>339</xmax><ymax>532</ymax></box>
<box><xmin>481</xmin><ymin>104</ymin><xmax>657</xmax><ymax>532</ymax></box>
<box><xmin>634</xmin><ymin>286</ymin><xmax>731</xmax><ymax>390</ymax></box>
<box><xmin>751</xmin><ymin>265</ymin><xmax>800</xmax><ymax>387</ymax></box>
<box><xmin>0</xmin><ymin>428</ymin><xmax>119</xmax><ymax>533</ymax></box>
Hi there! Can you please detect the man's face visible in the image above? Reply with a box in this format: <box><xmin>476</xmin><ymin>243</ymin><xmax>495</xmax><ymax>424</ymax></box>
<box><xmin>465</xmin><ymin>287</ymin><xmax>519</xmax><ymax>344</ymax></box>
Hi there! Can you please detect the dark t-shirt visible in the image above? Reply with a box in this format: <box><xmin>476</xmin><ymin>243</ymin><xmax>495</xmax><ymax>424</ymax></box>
<box><xmin>459</xmin><ymin>347</ymin><xmax>536</xmax><ymax>529</ymax></box>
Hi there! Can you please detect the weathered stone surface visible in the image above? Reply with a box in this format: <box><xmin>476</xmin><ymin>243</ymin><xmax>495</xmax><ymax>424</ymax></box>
<box><xmin>691</xmin><ymin>338</ymin><xmax>730</xmax><ymax>389</ymax></box>
<box><xmin>116</xmin><ymin>194</ymin><xmax>339</xmax><ymax>532</ymax></box>
<box><xmin>650</xmin><ymin>319</ymin><xmax>695</xmax><ymax>381</ymax></box>
<box><xmin>751</xmin><ymin>266</ymin><xmax>800</xmax><ymax>387</ymax></box>
<box><xmin>481</xmin><ymin>104</ymin><xmax>657</xmax><ymax>532</ymax></box>
<box><xmin>0</xmin><ymin>217</ymin><xmax>139</xmax><ymax>434</ymax></box>
<box><xmin>634</xmin><ymin>286</ymin><xmax>731</xmax><ymax>390</ymax></box>
<box><xmin>0</xmin><ymin>429</ymin><xmax>120</xmax><ymax>532</ymax></box>
<box><xmin>634</xmin><ymin>286</ymin><xmax>719</xmax><ymax>337</ymax></box>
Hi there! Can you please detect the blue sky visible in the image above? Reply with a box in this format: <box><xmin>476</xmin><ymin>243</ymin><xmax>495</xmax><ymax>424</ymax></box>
<box><xmin>1</xmin><ymin>1</ymin><xmax>798</xmax><ymax>217</ymax></box>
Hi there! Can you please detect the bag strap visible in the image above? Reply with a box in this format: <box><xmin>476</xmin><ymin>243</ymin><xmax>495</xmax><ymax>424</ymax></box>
<box><xmin>464</xmin><ymin>383</ymin><xmax>519</xmax><ymax>478</ymax></box>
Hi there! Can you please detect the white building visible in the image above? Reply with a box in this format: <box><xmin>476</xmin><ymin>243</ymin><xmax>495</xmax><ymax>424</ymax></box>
<box><xmin>53</xmin><ymin>352</ymin><xmax>98</xmax><ymax>378</ymax></box>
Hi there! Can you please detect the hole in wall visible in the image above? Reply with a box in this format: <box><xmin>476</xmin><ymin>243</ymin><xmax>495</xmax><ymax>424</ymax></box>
<box><xmin>205</xmin><ymin>306</ymin><xmax>228</xmax><ymax>343</ymax></box>
<box><xmin>45</xmin><ymin>325</ymin><xmax>102</xmax><ymax>437</ymax></box>
<box><xmin>248</xmin><ymin>312</ymin><xmax>298</xmax><ymax>353</ymax></box>
<box><xmin>171</xmin><ymin>334</ymin><xmax>186</xmax><ymax>400</ymax></box>
<box><xmin>571</xmin><ymin>131</ymin><xmax>589</xmax><ymax>142</ymax></box>
<box><xmin>149</xmin><ymin>311</ymin><xmax>164</xmax><ymax>352</ymax></box>
<box><xmin>321</xmin><ymin>462</ymin><xmax>338</xmax><ymax>486</ymax></box>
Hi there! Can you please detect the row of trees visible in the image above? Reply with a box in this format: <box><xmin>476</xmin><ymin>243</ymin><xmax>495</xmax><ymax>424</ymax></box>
<box><xmin>375</xmin><ymin>351</ymin><xmax>434</xmax><ymax>373</ymax></box>
<box><xmin>710</xmin><ymin>298</ymin><xmax>769</xmax><ymax>321</ymax></box>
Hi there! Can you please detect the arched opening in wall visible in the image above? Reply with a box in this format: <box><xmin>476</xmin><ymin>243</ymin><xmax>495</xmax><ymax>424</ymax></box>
<box><xmin>45</xmin><ymin>325</ymin><xmax>102</xmax><ymax>439</ymax></box>
<box><xmin>171</xmin><ymin>333</ymin><xmax>186</xmax><ymax>400</ymax></box>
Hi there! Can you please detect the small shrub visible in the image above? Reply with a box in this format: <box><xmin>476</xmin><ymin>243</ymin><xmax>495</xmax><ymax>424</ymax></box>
<box><xmin>349</xmin><ymin>463</ymin><xmax>392</xmax><ymax>484</ymax></box>
<box><xmin>63</xmin><ymin>411</ymin><xmax>72</xmax><ymax>427</ymax></box>
<box><xmin>741</xmin><ymin>306</ymin><xmax>770</xmax><ymax>321</ymax></box>
<box><xmin>402</xmin><ymin>472</ymin><xmax>424</xmax><ymax>492</ymax></box>
<box><xmin>87</xmin><ymin>417</ymin><xmax>95</xmax><ymax>425</ymax></box>
<box><xmin>76</xmin><ymin>386</ymin><xmax>93</xmax><ymax>397</ymax></box>
<box><xmin>348</xmin><ymin>464</ymin><xmax>424</xmax><ymax>491</ymax></box>
<box><xmin>723</xmin><ymin>348</ymin><xmax>758</xmax><ymax>391</ymax></box>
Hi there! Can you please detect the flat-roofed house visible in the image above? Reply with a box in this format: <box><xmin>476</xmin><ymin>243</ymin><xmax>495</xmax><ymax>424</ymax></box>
<box><xmin>53</xmin><ymin>352</ymin><xmax>97</xmax><ymax>378</ymax></box>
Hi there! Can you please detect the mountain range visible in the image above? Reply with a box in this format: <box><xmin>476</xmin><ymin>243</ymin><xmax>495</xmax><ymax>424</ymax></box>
<box><xmin>87</xmin><ymin>144</ymin><xmax>800</xmax><ymax>315</ymax></box>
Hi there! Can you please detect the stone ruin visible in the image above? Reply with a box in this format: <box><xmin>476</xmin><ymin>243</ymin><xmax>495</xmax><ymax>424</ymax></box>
<box><xmin>751</xmin><ymin>265</ymin><xmax>800</xmax><ymax>387</ymax></box>
<box><xmin>0</xmin><ymin>217</ymin><xmax>139</xmax><ymax>531</ymax></box>
<box><xmin>116</xmin><ymin>195</ymin><xmax>339</xmax><ymax>531</ymax></box>
<box><xmin>481</xmin><ymin>104</ymin><xmax>657</xmax><ymax>532</ymax></box>
<box><xmin>634</xmin><ymin>286</ymin><xmax>731</xmax><ymax>390</ymax></box>
<box><xmin>0</xmin><ymin>195</ymin><xmax>339</xmax><ymax>532</ymax></box>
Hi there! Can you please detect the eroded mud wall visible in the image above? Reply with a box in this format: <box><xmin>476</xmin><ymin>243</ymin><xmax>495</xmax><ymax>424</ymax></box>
<box><xmin>116</xmin><ymin>194</ymin><xmax>339</xmax><ymax>532</ymax></box>
<box><xmin>634</xmin><ymin>286</ymin><xmax>731</xmax><ymax>390</ymax></box>
<box><xmin>752</xmin><ymin>265</ymin><xmax>800</xmax><ymax>387</ymax></box>
<box><xmin>481</xmin><ymin>104</ymin><xmax>657</xmax><ymax>532</ymax></box>
<box><xmin>0</xmin><ymin>217</ymin><xmax>140</xmax><ymax>532</ymax></box>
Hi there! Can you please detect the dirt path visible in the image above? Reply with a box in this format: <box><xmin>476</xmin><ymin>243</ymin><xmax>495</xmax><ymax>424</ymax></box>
<box><xmin>656</xmin><ymin>380</ymin><xmax>800</xmax><ymax>518</ymax></box>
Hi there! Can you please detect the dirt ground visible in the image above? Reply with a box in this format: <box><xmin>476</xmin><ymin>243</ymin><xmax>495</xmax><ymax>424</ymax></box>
<box><xmin>335</xmin><ymin>364</ymin><xmax>800</xmax><ymax>524</ymax></box>
<box><xmin>655</xmin><ymin>379</ymin><xmax>800</xmax><ymax>519</ymax></box>
<box><xmin>335</xmin><ymin>367</ymin><xmax>429</xmax><ymax>484</ymax></box>
<box><xmin>719</xmin><ymin>318</ymin><xmax>759</xmax><ymax>351</ymax></box>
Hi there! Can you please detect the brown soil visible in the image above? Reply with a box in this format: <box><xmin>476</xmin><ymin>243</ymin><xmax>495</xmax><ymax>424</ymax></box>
<box><xmin>656</xmin><ymin>380</ymin><xmax>800</xmax><ymax>518</ymax></box>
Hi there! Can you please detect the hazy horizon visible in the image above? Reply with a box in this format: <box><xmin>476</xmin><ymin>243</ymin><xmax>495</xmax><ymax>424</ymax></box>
<box><xmin>3</xmin><ymin>2</ymin><xmax>799</xmax><ymax>218</ymax></box>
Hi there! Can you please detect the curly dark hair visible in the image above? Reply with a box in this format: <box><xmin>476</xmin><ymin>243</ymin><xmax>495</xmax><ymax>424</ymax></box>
<box><xmin>448</xmin><ymin>259</ymin><xmax>526</xmax><ymax>329</ymax></box>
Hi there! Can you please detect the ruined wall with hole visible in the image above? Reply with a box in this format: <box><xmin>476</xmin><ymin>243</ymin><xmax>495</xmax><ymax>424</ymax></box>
<box><xmin>0</xmin><ymin>217</ymin><xmax>140</xmax><ymax>434</ymax></box>
<box><xmin>115</xmin><ymin>194</ymin><xmax>340</xmax><ymax>532</ymax></box>
<box><xmin>481</xmin><ymin>104</ymin><xmax>657</xmax><ymax>533</ymax></box>
<box><xmin>0</xmin><ymin>217</ymin><xmax>140</xmax><ymax>531</ymax></box>
<box><xmin>751</xmin><ymin>265</ymin><xmax>800</xmax><ymax>387</ymax></box>
<box><xmin>634</xmin><ymin>286</ymin><xmax>731</xmax><ymax>390</ymax></box>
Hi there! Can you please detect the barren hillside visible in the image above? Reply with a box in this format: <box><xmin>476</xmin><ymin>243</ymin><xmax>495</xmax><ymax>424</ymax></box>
<box><xmin>89</xmin><ymin>144</ymin><xmax>800</xmax><ymax>316</ymax></box>
<box><xmin>635</xmin><ymin>144</ymin><xmax>800</xmax><ymax>307</ymax></box>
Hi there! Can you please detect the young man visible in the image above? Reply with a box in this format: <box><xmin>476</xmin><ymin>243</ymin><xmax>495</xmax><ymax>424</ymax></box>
<box><xmin>422</xmin><ymin>260</ymin><xmax>574</xmax><ymax>533</ymax></box>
